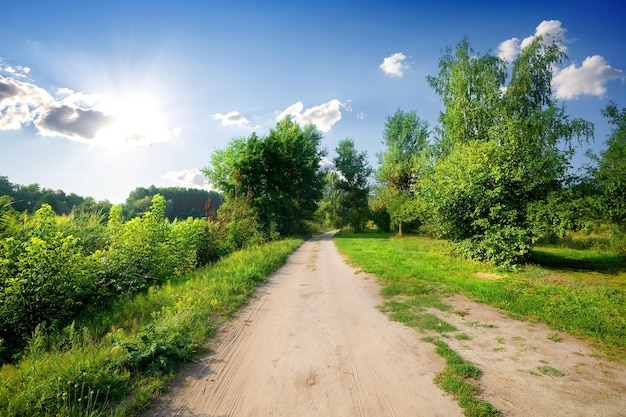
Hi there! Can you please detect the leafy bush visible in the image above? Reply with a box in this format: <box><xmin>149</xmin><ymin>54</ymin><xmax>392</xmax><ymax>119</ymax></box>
<box><xmin>0</xmin><ymin>206</ymin><xmax>100</xmax><ymax>361</ymax></box>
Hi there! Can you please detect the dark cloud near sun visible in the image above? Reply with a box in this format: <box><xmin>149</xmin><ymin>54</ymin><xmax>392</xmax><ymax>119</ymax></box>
<box><xmin>0</xmin><ymin>80</ymin><xmax>20</xmax><ymax>101</ymax></box>
<box><xmin>1</xmin><ymin>65</ymin><xmax>179</xmax><ymax>147</ymax></box>
<box><xmin>36</xmin><ymin>105</ymin><xmax>114</xmax><ymax>140</ymax></box>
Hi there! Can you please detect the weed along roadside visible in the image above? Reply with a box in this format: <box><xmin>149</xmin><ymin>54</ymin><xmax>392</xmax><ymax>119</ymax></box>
<box><xmin>335</xmin><ymin>231</ymin><xmax>626</xmax><ymax>417</ymax></box>
<box><xmin>0</xmin><ymin>238</ymin><xmax>303</xmax><ymax>417</ymax></box>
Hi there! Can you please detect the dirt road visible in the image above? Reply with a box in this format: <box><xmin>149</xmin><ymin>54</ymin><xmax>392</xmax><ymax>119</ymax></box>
<box><xmin>146</xmin><ymin>232</ymin><xmax>626</xmax><ymax>417</ymax></box>
<box><xmin>147</xmin><ymin>232</ymin><xmax>462</xmax><ymax>416</ymax></box>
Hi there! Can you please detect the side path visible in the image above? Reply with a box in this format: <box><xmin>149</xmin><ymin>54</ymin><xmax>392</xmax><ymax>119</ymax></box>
<box><xmin>145</xmin><ymin>232</ymin><xmax>462</xmax><ymax>417</ymax></box>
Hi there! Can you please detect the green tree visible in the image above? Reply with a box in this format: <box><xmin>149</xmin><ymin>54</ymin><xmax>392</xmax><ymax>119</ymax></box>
<box><xmin>333</xmin><ymin>139</ymin><xmax>372</xmax><ymax>232</ymax></box>
<box><xmin>314</xmin><ymin>171</ymin><xmax>344</xmax><ymax>230</ymax></box>
<box><xmin>424</xmin><ymin>36</ymin><xmax>592</xmax><ymax>265</ymax></box>
<box><xmin>375</xmin><ymin>109</ymin><xmax>430</xmax><ymax>236</ymax></box>
<box><xmin>427</xmin><ymin>37</ymin><xmax>505</xmax><ymax>152</ymax></box>
<box><xmin>203</xmin><ymin>117</ymin><xmax>325</xmax><ymax>236</ymax></box>
<box><xmin>594</xmin><ymin>101</ymin><xmax>626</xmax><ymax>229</ymax></box>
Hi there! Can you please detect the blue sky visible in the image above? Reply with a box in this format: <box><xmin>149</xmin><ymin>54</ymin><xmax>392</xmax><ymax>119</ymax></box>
<box><xmin>1</xmin><ymin>1</ymin><xmax>624</xmax><ymax>203</ymax></box>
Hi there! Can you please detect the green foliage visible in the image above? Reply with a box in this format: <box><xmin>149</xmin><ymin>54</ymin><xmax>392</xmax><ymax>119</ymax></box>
<box><xmin>204</xmin><ymin>117</ymin><xmax>325</xmax><ymax>236</ymax></box>
<box><xmin>423</xmin><ymin>36</ymin><xmax>592</xmax><ymax>265</ymax></box>
<box><xmin>314</xmin><ymin>172</ymin><xmax>344</xmax><ymax>230</ymax></box>
<box><xmin>370</xmin><ymin>207</ymin><xmax>391</xmax><ymax>232</ymax></box>
<box><xmin>123</xmin><ymin>185</ymin><xmax>223</xmax><ymax>221</ymax></box>
<box><xmin>374</xmin><ymin>109</ymin><xmax>430</xmax><ymax>236</ymax></box>
<box><xmin>102</xmin><ymin>195</ymin><xmax>174</xmax><ymax>293</ymax></box>
<box><xmin>527</xmin><ymin>179</ymin><xmax>598</xmax><ymax>242</ymax></box>
<box><xmin>427</xmin><ymin>37</ymin><xmax>505</xmax><ymax>151</ymax></box>
<box><xmin>333</xmin><ymin>138</ymin><xmax>372</xmax><ymax>232</ymax></box>
<box><xmin>0</xmin><ymin>174</ymin><xmax>112</xmax><ymax>215</ymax></box>
<box><xmin>0</xmin><ymin>192</ymin><xmax>246</xmax><ymax>364</ymax></box>
<box><xmin>592</xmin><ymin>101</ymin><xmax>626</xmax><ymax>239</ymax></box>
<box><xmin>0</xmin><ymin>239</ymin><xmax>301</xmax><ymax>417</ymax></box>
<box><xmin>0</xmin><ymin>205</ymin><xmax>101</xmax><ymax>360</ymax></box>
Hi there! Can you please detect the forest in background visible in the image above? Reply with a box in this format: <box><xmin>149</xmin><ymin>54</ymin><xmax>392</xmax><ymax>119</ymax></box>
<box><xmin>0</xmin><ymin>176</ymin><xmax>223</xmax><ymax>221</ymax></box>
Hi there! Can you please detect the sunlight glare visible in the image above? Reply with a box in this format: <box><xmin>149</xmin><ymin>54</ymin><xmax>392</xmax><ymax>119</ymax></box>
<box><xmin>95</xmin><ymin>92</ymin><xmax>178</xmax><ymax>149</ymax></box>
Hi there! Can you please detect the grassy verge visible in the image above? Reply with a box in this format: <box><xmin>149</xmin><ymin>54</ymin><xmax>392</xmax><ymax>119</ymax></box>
<box><xmin>335</xmin><ymin>231</ymin><xmax>626</xmax><ymax>358</ymax></box>
<box><xmin>0</xmin><ymin>238</ymin><xmax>302</xmax><ymax>417</ymax></box>
<box><xmin>335</xmin><ymin>230</ymin><xmax>625</xmax><ymax>417</ymax></box>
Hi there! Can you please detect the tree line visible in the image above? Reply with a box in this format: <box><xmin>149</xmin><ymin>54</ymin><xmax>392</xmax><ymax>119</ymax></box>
<box><xmin>204</xmin><ymin>35</ymin><xmax>626</xmax><ymax>267</ymax></box>
<box><xmin>0</xmin><ymin>175</ymin><xmax>223</xmax><ymax>221</ymax></box>
<box><xmin>369</xmin><ymin>36</ymin><xmax>625</xmax><ymax>266</ymax></box>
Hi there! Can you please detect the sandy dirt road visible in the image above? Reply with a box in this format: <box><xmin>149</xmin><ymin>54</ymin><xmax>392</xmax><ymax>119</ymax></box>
<box><xmin>147</xmin><ymin>232</ymin><xmax>462</xmax><ymax>416</ymax></box>
<box><xmin>146</xmin><ymin>232</ymin><xmax>626</xmax><ymax>417</ymax></box>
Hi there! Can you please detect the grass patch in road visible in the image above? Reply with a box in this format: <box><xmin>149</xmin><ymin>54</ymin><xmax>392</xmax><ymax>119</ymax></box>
<box><xmin>335</xmin><ymin>231</ymin><xmax>626</xmax><ymax>360</ymax></box>
<box><xmin>433</xmin><ymin>341</ymin><xmax>500</xmax><ymax>417</ymax></box>
<box><xmin>531</xmin><ymin>365</ymin><xmax>565</xmax><ymax>377</ymax></box>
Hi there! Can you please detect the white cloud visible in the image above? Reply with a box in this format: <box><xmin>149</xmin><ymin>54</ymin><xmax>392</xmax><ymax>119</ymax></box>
<box><xmin>356</xmin><ymin>112</ymin><xmax>365</xmax><ymax>120</ymax></box>
<box><xmin>0</xmin><ymin>57</ymin><xmax>31</xmax><ymax>78</ymax></box>
<box><xmin>0</xmin><ymin>74</ymin><xmax>54</xmax><ymax>129</ymax></box>
<box><xmin>553</xmin><ymin>55</ymin><xmax>625</xmax><ymax>99</ymax></box>
<box><xmin>520</xmin><ymin>20</ymin><xmax>567</xmax><ymax>52</ymax></box>
<box><xmin>214</xmin><ymin>110</ymin><xmax>250</xmax><ymax>127</ymax></box>
<box><xmin>499</xmin><ymin>20</ymin><xmax>566</xmax><ymax>63</ymax></box>
<box><xmin>1</xmin><ymin>68</ymin><xmax>180</xmax><ymax>148</ymax></box>
<box><xmin>276</xmin><ymin>99</ymin><xmax>345</xmax><ymax>132</ymax></box>
<box><xmin>380</xmin><ymin>52</ymin><xmax>407</xmax><ymax>77</ymax></box>
<box><xmin>161</xmin><ymin>168</ymin><xmax>212</xmax><ymax>190</ymax></box>
<box><xmin>497</xmin><ymin>38</ymin><xmax>520</xmax><ymax>62</ymax></box>
<box><xmin>496</xmin><ymin>20</ymin><xmax>624</xmax><ymax>100</ymax></box>
<box><xmin>56</xmin><ymin>88</ymin><xmax>100</xmax><ymax>108</ymax></box>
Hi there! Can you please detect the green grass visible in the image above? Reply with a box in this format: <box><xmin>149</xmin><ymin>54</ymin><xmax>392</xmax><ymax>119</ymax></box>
<box><xmin>335</xmin><ymin>230</ymin><xmax>626</xmax><ymax>359</ymax></box>
<box><xmin>534</xmin><ymin>365</ymin><xmax>565</xmax><ymax>377</ymax></box>
<box><xmin>0</xmin><ymin>238</ymin><xmax>302</xmax><ymax>417</ymax></box>
<box><xmin>433</xmin><ymin>341</ymin><xmax>500</xmax><ymax>417</ymax></box>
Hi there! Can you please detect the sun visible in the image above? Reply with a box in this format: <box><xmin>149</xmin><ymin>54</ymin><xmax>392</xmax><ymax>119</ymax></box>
<box><xmin>94</xmin><ymin>91</ymin><xmax>178</xmax><ymax>149</ymax></box>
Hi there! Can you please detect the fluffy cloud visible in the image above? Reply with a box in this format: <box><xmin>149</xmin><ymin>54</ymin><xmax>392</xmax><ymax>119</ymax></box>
<box><xmin>36</xmin><ymin>105</ymin><xmax>114</xmax><ymax>139</ymax></box>
<box><xmin>214</xmin><ymin>110</ymin><xmax>250</xmax><ymax>126</ymax></box>
<box><xmin>520</xmin><ymin>20</ymin><xmax>566</xmax><ymax>51</ymax></box>
<box><xmin>0</xmin><ymin>75</ymin><xmax>54</xmax><ymax>129</ymax></box>
<box><xmin>379</xmin><ymin>52</ymin><xmax>407</xmax><ymax>77</ymax></box>
<box><xmin>498</xmin><ymin>20</ymin><xmax>566</xmax><ymax>63</ymax></box>
<box><xmin>276</xmin><ymin>99</ymin><xmax>345</xmax><ymax>132</ymax></box>
<box><xmin>553</xmin><ymin>55</ymin><xmax>625</xmax><ymax>99</ymax></box>
<box><xmin>497</xmin><ymin>38</ymin><xmax>520</xmax><ymax>63</ymax></box>
<box><xmin>1</xmin><ymin>60</ymin><xmax>180</xmax><ymax>148</ymax></box>
<box><xmin>161</xmin><ymin>169</ymin><xmax>212</xmax><ymax>190</ymax></box>
<box><xmin>497</xmin><ymin>20</ymin><xmax>624</xmax><ymax>100</ymax></box>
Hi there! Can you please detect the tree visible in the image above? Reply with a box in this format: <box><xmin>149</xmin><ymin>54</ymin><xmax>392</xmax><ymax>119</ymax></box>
<box><xmin>427</xmin><ymin>37</ymin><xmax>505</xmax><ymax>152</ymax></box>
<box><xmin>424</xmin><ymin>36</ymin><xmax>593</xmax><ymax>265</ymax></box>
<box><xmin>375</xmin><ymin>109</ymin><xmax>430</xmax><ymax>236</ymax></box>
<box><xmin>123</xmin><ymin>186</ymin><xmax>222</xmax><ymax>221</ymax></box>
<box><xmin>594</xmin><ymin>101</ymin><xmax>626</xmax><ymax>229</ymax></box>
<box><xmin>203</xmin><ymin>117</ymin><xmax>326</xmax><ymax>236</ymax></box>
<box><xmin>333</xmin><ymin>139</ymin><xmax>372</xmax><ymax>231</ymax></box>
<box><xmin>314</xmin><ymin>171</ymin><xmax>344</xmax><ymax>230</ymax></box>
